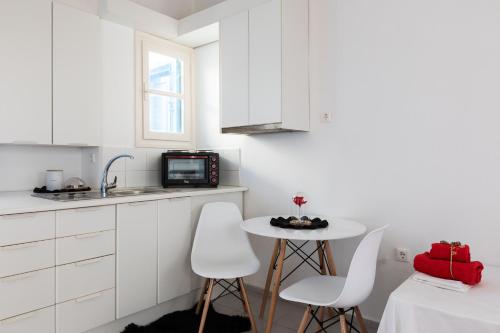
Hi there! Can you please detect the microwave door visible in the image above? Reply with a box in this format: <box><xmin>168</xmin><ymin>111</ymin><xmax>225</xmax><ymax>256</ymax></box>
<box><xmin>167</xmin><ymin>157</ymin><xmax>208</xmax><ymax>184</ymax></box>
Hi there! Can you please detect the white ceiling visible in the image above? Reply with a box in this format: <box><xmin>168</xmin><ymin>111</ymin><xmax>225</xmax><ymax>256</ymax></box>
<box><xmin>130</xmin><ymin>0</ymin><xmax>226</xmax><ymax>19</ymax></box>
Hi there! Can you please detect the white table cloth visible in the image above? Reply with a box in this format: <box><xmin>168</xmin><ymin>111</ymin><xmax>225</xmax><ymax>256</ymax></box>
<box><xmin>378</xmin><ymin>266</ymin><xmax>500</xmax><ymax>333</ymax></box>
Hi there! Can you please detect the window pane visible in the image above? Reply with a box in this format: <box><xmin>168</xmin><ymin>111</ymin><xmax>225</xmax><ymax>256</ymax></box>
<box><xmin>148</xmin><ymin>51</ymin><xmax>183</xmax><ymax>94</ymax></box>
<box><xmin>148</xmin><ymin>94</ymin><xmax>184</xmax><ymax>134</ymax></box>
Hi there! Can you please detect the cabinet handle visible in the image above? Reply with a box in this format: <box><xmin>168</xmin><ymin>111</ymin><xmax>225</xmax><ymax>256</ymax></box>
<box><xmin>1</xmin><ymin>242</ymin><xmax>39</xmax><ymax>251</ymax></box>
<box><xmin>75</xmin><ymin>258</ymin><xmax>103</xmax><ymax>267</ymax></box>
<box><xmin>75</xmin><ymin>292</ymin><xmax>102</xmax><ymax>303</ymax></box>
<box><xmin>11</xmin><ymin>140</ymin><xmax>38</xmax><ymax>145</ymax></box>
<box><xmin>66</xmin><ymin>143</ymin><xmax>89</xmax><ymax>147</ymax></box>
<box><xmin>1</xmin><ymin>311</ymin><xmax>37</xmax><ymax>325</ymax></box>
<box><xmin>74</xmin><ymin>232</ymin><xmax>101</xmax><ymax>240</ymax></box>
<box><xmin>2</xmin><ymin>213</ymin><xmax>38</xmax><ymax>220</ymax></box>
<box><xmin>1</xmin><ymin>271</ymin><xmax>36</xmax><ymax>282</ymax></box>
<box><xmin>73</xmin><ymin>206</ymin><xmax>101</xmax><ymax>213</ymax></box>
<box><xmin>127</xmin><ymin>201</ymin><xmax>150</xmax><ymax>206</ymax></box>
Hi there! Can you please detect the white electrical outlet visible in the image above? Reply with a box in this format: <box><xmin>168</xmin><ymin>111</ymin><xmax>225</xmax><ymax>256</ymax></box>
<box><xmin>396</xmin><ymin>248</ymin><xmax>410</xmax><ymax>262</ymax></box>
<box><xmin>320</xmin><ymin>112</ymin><xmax>332</xmax><ymax>123</ymax></box>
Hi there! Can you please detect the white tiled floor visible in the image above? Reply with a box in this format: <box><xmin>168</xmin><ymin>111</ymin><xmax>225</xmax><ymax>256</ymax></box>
<box><xmin>213</xmin><ymin>288</ymin><xmax>379</xmax><ymax>333</ymax></box>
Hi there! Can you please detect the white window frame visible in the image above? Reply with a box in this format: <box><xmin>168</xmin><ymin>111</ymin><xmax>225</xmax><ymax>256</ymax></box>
<box><xmin>135</xmin><ymin>32</ymin><xmax>195</xmax><ymax>148</ymax></box>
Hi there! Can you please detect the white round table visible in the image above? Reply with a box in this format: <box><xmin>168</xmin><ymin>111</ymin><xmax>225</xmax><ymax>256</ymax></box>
<box><xmin>241</xmin><ymin>215</ymin><xmax>367</xmax><ymax>333</ymax></box>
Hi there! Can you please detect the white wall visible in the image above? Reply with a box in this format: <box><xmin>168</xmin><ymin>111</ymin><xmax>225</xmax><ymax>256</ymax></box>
<box><xmin>0</xmin><ymin>145</ymin><xmax>82</xmax><ymax>191</ymax></box>
<box><xmin>196</xmin><ymin>0</ymin><xmax>500</xmax><ymax>322</ymax></box>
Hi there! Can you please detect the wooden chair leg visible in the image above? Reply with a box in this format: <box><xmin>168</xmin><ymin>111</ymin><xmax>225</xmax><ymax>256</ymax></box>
<box><xmin>196</xmin><ymin>279</ymin><xmax>210</xmax><ymax>314</ymax></box>
<box><xmin>354</xmin><ymin>306</ymin><xmax>369</xmax><ymax>333</ymax></box>
<box><xmin>316</xmin><ymin>306</ymin><xmax>325</xmax><ymax>331</ymax></box>
<box><xmin>238</xmin><ymin>278</ymin><xmax>258</xmax><ymax>333</ymax></box>
<box><xmin>198</xmin><ymin>279</ymin><xmax>214</xmax><ymax>333</ymax></box>
<box><xmin>264</xmin><ymin>239</ymin><xmax>287</xmax><ymax>333</ymax></box>
<box><xmin>260</xmin><ymin>239</ymin><xmax>280</xmax><ymax>318</ymax></box>
<box><xmin>297</xmin><ymin>305</ymin><xmax>311</xmax><ymax>333</ymax></box>
<box><xmin>339</xmin><ymin>309</ymin><xmax>349</xmax><ymax>333</ymax></box>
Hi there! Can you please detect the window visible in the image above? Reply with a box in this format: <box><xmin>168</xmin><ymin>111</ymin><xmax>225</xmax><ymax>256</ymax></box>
<box><xmin>136</xmin><ymin>32</ymin><xmax>194</xmax><ymax>148</ymax></box>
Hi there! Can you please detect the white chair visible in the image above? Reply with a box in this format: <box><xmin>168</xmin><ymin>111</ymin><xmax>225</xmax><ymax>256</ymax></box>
<box><xmin>191</xmin><ymin>202</ymin><xmax>260</xmax><ymax>333</ymax></box>
<box><xmin>280</xmin><ymin>225</ymin><xmax>388</xmax><ymax>333</ymax></box>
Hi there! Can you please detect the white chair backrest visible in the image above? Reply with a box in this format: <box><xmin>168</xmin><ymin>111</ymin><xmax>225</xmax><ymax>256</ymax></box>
<box><xmin>191</xmin><ymin>202</ymin><xmax>254</xmax><ymax>265</ymax></box>
<box><xmin>334</xmin><ymin>225</ymin><xmax>388</xmax><ymax>308</ymax></box>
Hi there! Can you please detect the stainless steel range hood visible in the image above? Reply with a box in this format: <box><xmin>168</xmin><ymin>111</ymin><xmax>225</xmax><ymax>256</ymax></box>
<box><xmin>221</xmin><ymin>123</ymin><xmax>308</xmax><ymax>135</ymax></box>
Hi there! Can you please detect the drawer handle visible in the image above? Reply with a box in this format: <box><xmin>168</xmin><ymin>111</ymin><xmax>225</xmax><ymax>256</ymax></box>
<box><xmin>75</xmin><ymin>258</ymin><xmax>103</xmax><ymax>267</ymax></box>
<box><xmin>74</xmin><ymin>232</ymin><xmax>101</xmax><ymax>240</ymax></box>
<box><xmin>73</xmin><ymin>207</ymin><xmax>101</xmax><ymax>213</ymax></box>
<box><xmin>1</xmin><ymin>242</ymin><xmax>39</xmax><ymax>251</ymax></box>
<box><xmin>127</xmin><ymin>201</ymin><xmax>151</xmax><ymax>206</ymax></box>
<box><xmin>2</xmin><ymin>271</ymin><xmax>36</xmax><ymax>282</ymax></box>
<box><xmin>1</xmin><ymin>311</ymin><xmax>37</xmax><ymax>325</ymax></box>
<box><xmin>75</xmin><ymin>292</ymin><xmax>102</xmax><ymax>303</ymax></box>
<box><xmin>2</xmin><ymin>213</ymin><xmax>38</xmax><ymax>220</ymax></box>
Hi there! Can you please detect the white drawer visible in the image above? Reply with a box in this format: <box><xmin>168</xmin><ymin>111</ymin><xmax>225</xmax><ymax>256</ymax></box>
<box><xmin>56</xmin><ymin>230</ymin><xmax>115</xmax><ymax>265</ymax></box>
<box><xmin>0</xmin><ymin>268</ymin><xmax>55</xmax><ymax>320</ymax></box>
<box><xmin>0</xmin><ymin>212</ymin><xmax>55</xmax><ymax>246</ymax></box>
<box><xmin>0</xmin><ymin>306</ymin><xmax>54</xmax><ymax>333</ymax></box>
<box><xmin>0</xmin><ymin>239</ymin><xmax>55</xmax><ymax>278</ymax></box>
<box><xmin>56</xmin><ymin>255</ymin><xmax>115</xmax><ymax>303</ymax></box>
<box><xmin>56</xmin><ymin>289</ymin><xmax>115</xmax><ymax>333</ymax></box>
<box><xmin>56</xmin><ymin>206</ymin><xmax>115</xmax><ymax>237</ymax></box>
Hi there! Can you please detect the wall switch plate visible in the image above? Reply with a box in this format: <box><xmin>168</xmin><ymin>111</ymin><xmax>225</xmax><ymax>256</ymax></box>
<box><xmin>320</xmin><ymin>112</ymin><xmax>332</xmax><ymax>123</ymax></box>
<box><xmin>396</xmin><ymin>248</ymin><xmax>410</xmax><ymax>262</ymax></box>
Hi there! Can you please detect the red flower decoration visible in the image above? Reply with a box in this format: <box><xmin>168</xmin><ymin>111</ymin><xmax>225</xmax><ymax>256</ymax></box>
<box><xmin>293</xmin><ymin>196</ymin><xmax>308</xmax><ymax>207</ymax></box>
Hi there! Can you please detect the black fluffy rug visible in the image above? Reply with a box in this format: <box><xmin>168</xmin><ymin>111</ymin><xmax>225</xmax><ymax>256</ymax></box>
<box><xmin>122</xmin><ymin>304</ymin><xmax>251</xmax><ymax>333</ymax></box>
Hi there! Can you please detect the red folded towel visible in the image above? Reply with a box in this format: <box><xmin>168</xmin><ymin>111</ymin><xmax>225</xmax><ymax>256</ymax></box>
<box><xmin>430</xmin><ymin>243</ymin><xmax>470</xmax><ymax>263</ymax></box>
<box><xmin>414</xmin><ymin>252</ymin><xmax>483</xmax><ymax>285</ymax></box>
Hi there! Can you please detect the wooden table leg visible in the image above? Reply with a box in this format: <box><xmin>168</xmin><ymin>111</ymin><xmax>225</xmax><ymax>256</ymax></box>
<box><xmin>316</xmin><ymin>241</ymin><xmax>326</xmax><ymax>331</ymax></box>
<box><xmin>259</xmin><ymin>239</ymin><xmax>280</xmax><ymax>318</ymax></box>
<box><xmin>323</xmin><ymin>240</ymin><xmax>337</xmax><ymax>276</ymax></box>
<box><xmin>264</xmin><ymin>239</ymin><xmax>287</xmax><ymax>333</ymax></box>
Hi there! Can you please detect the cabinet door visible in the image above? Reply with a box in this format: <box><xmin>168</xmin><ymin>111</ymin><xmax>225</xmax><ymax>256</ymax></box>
<box><xmin>116</xmin><ymin>201</ymin><xmax>157</xmax><ymax>318</ymax></box>
<box><xmin>249</xmin><ymin>0</ymin><xmax>282</xmax><ymax>125</ymax></box>
<box><xmin>0</xmin><ymin>0</ymin><xmax>52</xmax><ymax>145</ymax></box>
<box><xmin>220</xmin><ymin>11</ymin><xmax>249</xmax><ymax>128</ymax></box>
<box><xmin>53</xmin><ymin>2</ymin><xmax>101</xmax><ymax>146</ymax></box>
<box><xmin>158</xmin><ymin>198</ymin><xmax>192</xmax><ymax>303</ymax></box>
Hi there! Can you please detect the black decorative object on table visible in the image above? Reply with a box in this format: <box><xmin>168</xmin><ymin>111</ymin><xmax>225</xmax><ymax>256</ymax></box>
<box><xmin>33</xmin><ymin>186</ymin><xmax>91</xmax><ymax>194</ymax></box>
<box><xmin>270</xmin><ymin>216</ymin><xmax>329</xmax><ymax>229</ymax></box>
<box><xmin>122</xmin><ymin>303</ymin><xmax>250</xmax><ymax>333</ymax></box>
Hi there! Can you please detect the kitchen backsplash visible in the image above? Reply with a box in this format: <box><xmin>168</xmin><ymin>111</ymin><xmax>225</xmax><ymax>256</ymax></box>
<box><xmin>82</xmin><ymin>147</ymin><xmax>241</xmax><ymax>189</ymax></box>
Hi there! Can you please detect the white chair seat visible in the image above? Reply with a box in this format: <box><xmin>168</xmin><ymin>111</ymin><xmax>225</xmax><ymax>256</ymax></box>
<box><xmin>280</xmin><ymin>275</ymin><xmax>346</xmax><ymax>307</ymax></box>
<box><xmin>193</xmin><ymin>255</ymin><xmax>260</xmax><ymax>279</ymax></box>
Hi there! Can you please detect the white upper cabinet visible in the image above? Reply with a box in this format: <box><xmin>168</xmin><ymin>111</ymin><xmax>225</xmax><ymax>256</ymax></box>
<box><xmin>0</xmin><ymin>0</ymin><xmax>52</xmax><ymax>145</ymax></box>
<box><xmin>53</xmin><ymin>2</ymin><xmax>102</xmax><ymax>146</ymax></box>
<box><xmin>249</xmin><ymin>0</ymin><xmax>282</xmax><ymax>126</ymax></box>
<box><xmin>220</xmin><ymin>0</ymin><xmax>310</xmax><ymax>134</ymax></box>
<box><xmin>219</xmin><ymin>11</ymin><xmax>249</xmax><ymax>128</ymax></box>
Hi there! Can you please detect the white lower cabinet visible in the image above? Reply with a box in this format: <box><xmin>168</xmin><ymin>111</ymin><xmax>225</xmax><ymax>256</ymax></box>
<box><xmin>158</xmin><ymin>198</ymin><xmax>192</xmax><ymax>303</ymax></box>
<box><xmin>56</xmin><ymin>230</ymin><xmax>115</xmax><ymax>265</ymax></box>
<box><xmin>0</xmin><ymin>306</ymin><xmax>55</xmax><ymax>333</ymax></box>
<box><xmin>56</xmin><ymin>289</ymin><xmax>115</xmax><ymax>333</ymax></box>
<box><xmin>56</xmin><ymin>255</ymin><xmax>115</xmax><ymax>303</ymax></box>
<box><xmin>0</xmin><ymin>268</ymin><xmax>55</xmax><ymax>320</ymax></box>
<box><xmin>0</xmin><ymin>239</ymin><xmax>55</xmax><ymax>278</ymax></box>
<box><xmin>116</xmin><ymin>201</ymin><xmax>158</xmax><ymax>318</ymax></box>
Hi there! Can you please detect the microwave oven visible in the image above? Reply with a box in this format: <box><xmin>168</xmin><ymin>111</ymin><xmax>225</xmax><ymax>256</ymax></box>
<box><xmin>161</xmin><ymin>151</ymin><xmax>219</xmax><ymax>187</ymax></box>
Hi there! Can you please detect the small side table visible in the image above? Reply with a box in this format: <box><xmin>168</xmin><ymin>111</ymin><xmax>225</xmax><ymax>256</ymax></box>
<box><xmin>241</xmin><ymin>215</ymin><xmax>367</xmax><ymax>333</ymax></box>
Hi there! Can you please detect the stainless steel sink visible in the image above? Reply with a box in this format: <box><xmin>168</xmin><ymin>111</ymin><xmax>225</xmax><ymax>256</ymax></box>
<box><xmin>32</xmin><ymin>187</ymin><xmax>182</xmax><ymax>202</ymax></box>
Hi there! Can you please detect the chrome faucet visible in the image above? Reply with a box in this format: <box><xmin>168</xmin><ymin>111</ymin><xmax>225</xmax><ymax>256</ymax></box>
<box><xmin>100</xmin><ymin>154</ymin><xmax>134</xmax><ymax>197</ymax></box>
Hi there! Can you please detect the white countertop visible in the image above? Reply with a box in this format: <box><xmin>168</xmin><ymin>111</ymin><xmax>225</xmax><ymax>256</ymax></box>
<box><xmin>0</xmin><ymin>186</ymin><xmax>248</xmax><ymax>215</ymax></box>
